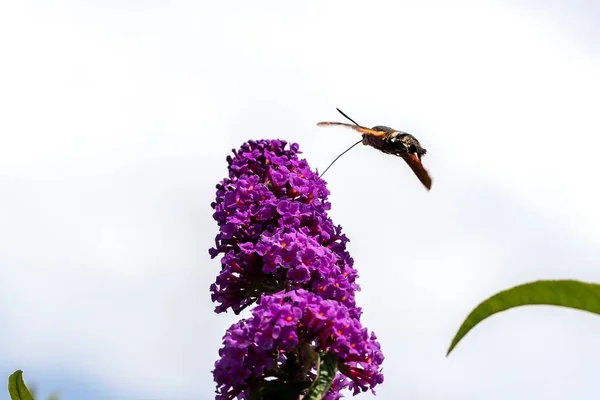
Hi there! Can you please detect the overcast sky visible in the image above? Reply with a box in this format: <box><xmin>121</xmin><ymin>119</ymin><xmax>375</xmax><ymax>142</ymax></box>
<box><xmin>1</xmin><ymin>1</ymin><xmax>600</xmax><ymax>399</ymax></box>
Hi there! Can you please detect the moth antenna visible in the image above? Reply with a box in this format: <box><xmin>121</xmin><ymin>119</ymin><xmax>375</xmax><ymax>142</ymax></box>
<box><xmin>336</xmin><ymin>108</ymin><xmax>361</xmax><ymax>126</ymax></box>
<box><xmin>319</xmin><ymin>138</ymin><xmax>363</xmax><ymax>178</ymax></box>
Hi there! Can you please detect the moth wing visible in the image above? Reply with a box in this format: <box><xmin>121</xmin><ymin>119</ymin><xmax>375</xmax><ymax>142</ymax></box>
<box><xmin>402</xmin><ymin>153</ymin><xmax>432</xmax><ymax>190</ymax></box>
<box><xmin>316</xmin><ymin>122</ymin><xmax>387</xmax><ymax>138</ymax></box>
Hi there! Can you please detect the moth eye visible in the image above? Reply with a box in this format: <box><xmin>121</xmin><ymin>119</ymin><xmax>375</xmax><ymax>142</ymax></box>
<box><xmin>408</xmin><ymin>144</ymin><xmax>417</xmax><ymax>153</ymax></box>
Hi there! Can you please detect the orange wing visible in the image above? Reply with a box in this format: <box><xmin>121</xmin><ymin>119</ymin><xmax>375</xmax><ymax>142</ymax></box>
<box><xmin>316</xmin><ymin>122</ymin><xmax>387</xmax><ymax>138</ymax></box>
<box><xmin>402</xmin><ymin>153</ymin><xmax>432</xmax><ymax>190</ymax></box>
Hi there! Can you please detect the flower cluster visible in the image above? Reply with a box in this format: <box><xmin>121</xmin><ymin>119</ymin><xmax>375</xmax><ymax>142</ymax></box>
<box><xmin>213</xmin><ymin>290</ymin><xmax>384</xmax><ymax>400</ymax></box>
<box><xmin>210</xmin><ymin>140</ymin><xmax>383</xmax><ymax>399</ymax></box>
<box><xmin>209</xmin><ymin>140</ymin><xmax>359</xmax><ymax>316</ymax></box>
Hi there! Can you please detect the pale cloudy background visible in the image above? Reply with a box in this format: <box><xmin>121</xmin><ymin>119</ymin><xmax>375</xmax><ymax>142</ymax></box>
<box><xmin>1</xmin><ymin>1</ymin><xmax>599</xmax><ymax>399</ymax></box>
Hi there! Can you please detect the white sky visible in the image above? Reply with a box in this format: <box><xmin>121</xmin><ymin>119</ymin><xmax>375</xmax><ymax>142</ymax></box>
<box><xmin>1</xmin><ymin>1</ymin><xmax>600</xmax><ymax>399</ymax></box>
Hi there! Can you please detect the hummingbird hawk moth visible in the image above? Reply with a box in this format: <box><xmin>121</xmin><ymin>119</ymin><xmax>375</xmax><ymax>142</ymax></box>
<box><xmin>317</xmin><ymin>108</ymin><xmax>432</xmax><ymax>190</ymax></box>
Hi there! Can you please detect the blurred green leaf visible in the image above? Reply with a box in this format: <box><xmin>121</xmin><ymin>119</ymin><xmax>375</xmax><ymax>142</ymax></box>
<box><xmin>447</xmin><ymin>279</ymin><xmax>600</xmax><ymax>356</ymax></box>
<box><xmin>305</xmin><ymin>352</ymin><xmax>337</xmax><ymax>400</ymax></box>
<box><xmin>8</xmin><ymin>370</ymin><xmax>35</xmax><ymax>400</ymax></box>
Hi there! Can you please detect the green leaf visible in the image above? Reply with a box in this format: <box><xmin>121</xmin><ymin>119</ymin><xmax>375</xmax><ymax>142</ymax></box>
<box><xmin>8</xmin><ymin>370</ymin><xmax>35</xmax><ymax>400</ymax></box>
<box><xmin>305</xmin><ymin>352</ymin><xmax>338</xmax><ymax>400</ymax></box>
<box><xmin>447</xmin><ymin>279</ymin><xmax>600</xmax><ymax>356</ymax></box>
<box><xmin>249</xmin><ymin>380</ymin><xmax>310</xmax><ymax>400</ymax></box>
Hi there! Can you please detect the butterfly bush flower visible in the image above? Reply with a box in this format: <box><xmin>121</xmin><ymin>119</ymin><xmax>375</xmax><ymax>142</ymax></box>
<box><xmin>209</xmin><ymin>140</ymin><xmax>360</xmax><ymax>315</ymax></box>
<box><xmin>210</xmin><ymin>140</ymin><xmax>384</xmax><ymax>399</ymax></box>
<box><xmin>213</xmin><ymin>290</ymin><xmax>384</xmax><ymax>400</ymax></box>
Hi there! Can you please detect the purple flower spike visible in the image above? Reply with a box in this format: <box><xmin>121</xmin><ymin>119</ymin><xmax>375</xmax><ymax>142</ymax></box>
<box><xmin>213</xmin><ymin>290</ymin><xmax>384</xmax><ymax>400</ymax></box>
<box><xmin>210</xmin><ymin>140</ymin><xmax>360</xmax><ymax>315</ymax></box>
<box><xmin>210</xmin><ymin>140</ymin><xmax>384</xmax><ymax>399</ymax></box>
